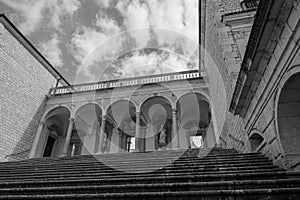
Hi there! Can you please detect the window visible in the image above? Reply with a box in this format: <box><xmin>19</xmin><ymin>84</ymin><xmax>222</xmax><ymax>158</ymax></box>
<box><xmin>241</xmin><ymin>0</ymin><xmax>259</xmax><ymax>10</ymax></box>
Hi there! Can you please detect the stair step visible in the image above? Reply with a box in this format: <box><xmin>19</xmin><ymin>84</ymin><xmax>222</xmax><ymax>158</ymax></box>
<box><xmin>1</xmin><ymin>188</ymin><xmax>300</xmax><ymax>200</ymax></box>
<box><xmin>0</xmin><ymin>155</ymin><xmax>269</xmax><ymax>171</ymax></box>
<box><xmin>0</xmin><ymin>147</ymin><xmax>299</xmax><ymax>199</ymax></box>
<box><xmin>1</xmin><ymin>178</ymin><xmax>300</xmax><ymax>195</ymax></box>
<box><xmin>0</xmin><ymin>161</ymin><xmax>274</xmax><ymax>174</ymax></box>
<box><xmin>0</xmin><ymin>164</ymin><xmax>279</xmax><ymax>179</ymax></box>
<box><xmin>0</xmin><ymin>169</ymin><xmax>287</xmax><ymax>184</ymax></box>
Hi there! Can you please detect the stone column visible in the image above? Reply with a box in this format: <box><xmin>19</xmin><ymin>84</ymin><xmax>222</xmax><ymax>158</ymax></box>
<box><xmin>93</xmin><ymin>126</ymin><xmax>100</xmax><ymax>154</ymax></box>
<box><xmin>29</xmin><ymin>120</ymin><xmax>45</xmax><ymax>158</ymax></box>
<box><xmin>106</xmin><ymin>132</ymin><xmax>112</xmax><ymax>153</ymax></box>
<box><xmin>61</xmin><ymin>118</ymin><xmax>74</xmax><ymax>157</ymax></box>
<box><xmin>98</xmin><ymin>115</ymin><xmax>107</xmax><ymax>154</ymax></box>
<box><xmin>118</xmin><ymin>130</ymin><xmax>124</xmax><ymax>152</ymax></box>
<box><xmin>172</xmin><ymin>109</ymin><xmax>179</xmax><ymax>149</ymax></box>
<box><xmin>135</xmin><ymin>112</ymin><xmax>141</xmax><ymax>152</ymax></box>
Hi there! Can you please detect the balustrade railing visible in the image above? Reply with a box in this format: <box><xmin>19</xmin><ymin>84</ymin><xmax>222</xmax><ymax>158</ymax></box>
<box><xmin>49</xmin><ymin>70</ymin><xmax>204</xmax><ymax>96</ymax></box>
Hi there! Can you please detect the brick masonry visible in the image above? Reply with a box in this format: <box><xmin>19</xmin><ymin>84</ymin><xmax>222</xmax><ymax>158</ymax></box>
<box><xmin>204</xmin><ymin>0</ymin><xmax>255</xmax><ymax>149</ymax></box>
<box><xmin>0</xmin><ymin>23</ymin><xmax>57</xmax><ymax>162</ymax></box>
<box><xmin>219</xmin><ymin>0</ymin><xmax>243</xmax><ymax>15</ymax></box>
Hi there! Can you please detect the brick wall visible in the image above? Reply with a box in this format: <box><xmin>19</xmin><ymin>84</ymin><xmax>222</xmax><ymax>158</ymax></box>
<box><xmin>219</xmin><ymin>0</ymin><xmax>243</xmax><ymax>15</ymax></box>
<box><xmin>204</xmin><ymin>0</ymin><xmax>244</xmax><ymax>144</ymax></box>
<box><xmin>204</xmin><ymin>0</ymin><xmax>257</xmax><ymax>151</ymax></box>
<box><xmin>0</xmin><ymin>23</ymin><xmax>57</xmax><ymax>162</ymax></box>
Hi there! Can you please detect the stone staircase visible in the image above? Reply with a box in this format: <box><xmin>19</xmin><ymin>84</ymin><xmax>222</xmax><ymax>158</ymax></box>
<box><xmin>0</xmin><ymin>147</ymin><xmax>300</xmax><ymax>199</ymax></box>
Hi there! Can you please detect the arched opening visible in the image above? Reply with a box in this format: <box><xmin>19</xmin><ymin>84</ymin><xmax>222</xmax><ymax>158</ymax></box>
<box><xmin>140</xmin><ymin>96</ymin><xmax>173</xmax><ymax>151</ymax></box>
<box><xmin>277</xmin><ymin>72</ymin><xmax>300</xmax><ymax>164</ymax></box>
<box><xmin>176</xmin><ymin>92</ymin><xmax>214</xmax><ymax>149</ymax></box>
<box><xmin>74</xmin><ymin>103</ymin><xmax>102</xmax><ymax>155</ymax></box>
<box><xmin>107</xmin><ymin>100</ymin><xmax>137</xmax><ymax>153</ymax></box>
<box><xmin>38</xmin><ymin>106</ymin><xmax>70</xmax><ymax>158</ymax></box>
<box><xmin>248</xmin><ymin>132</ymin><xmax>264</xmax><ymax>152</ymax></box>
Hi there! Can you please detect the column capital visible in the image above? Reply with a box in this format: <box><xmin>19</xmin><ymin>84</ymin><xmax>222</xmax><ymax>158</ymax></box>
<box><xmin>172</xmin><ymin>108</ymin><xmax>177</xmax><ymax>113</ymax></box>
<box><xmin>101</xmin><ymin>114</ymin><xmax>107</xmax><ymax>119</ymax></box>
<box><xmin>68</xmin><ymin>118</ymin><xmax>74</xmax><ymax>122</ymax></box>
<box><xmin>135</xmin><ymin>111</ymin><xmax>141</xmax><ymax>117</ymax></box>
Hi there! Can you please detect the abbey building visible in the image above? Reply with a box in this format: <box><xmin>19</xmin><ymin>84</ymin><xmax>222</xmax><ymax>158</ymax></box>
<box><xmin>1</xmin><ymin>0</ymin><xmax>300</xmax><ymax>173</ymax></box>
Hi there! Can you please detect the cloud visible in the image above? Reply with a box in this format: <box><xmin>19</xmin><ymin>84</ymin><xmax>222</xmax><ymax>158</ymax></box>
<box><xmin>47</xmin><ymin>0</ymin><xmax>81</xmax><ymax>31</ymax></box>
<box><xmin>115</xmin><ymin>0</ymin><xmax>198</xmax><ymax>48</ymax></box>
<box><xmin>95</xmin><ymin>15</ymin><xmax>121</xmax><ymax>35</ymax></box>
<box><xmin>116</xmin><ymin>0</ymin><xmax>150</xmax><ymax>47</ymax></box>
<box><xmin>72</xmin><ymin>0</ymin><xmax>199</xmax><ymax>81</ymax></box>
<box><xmin>0</xmin><ymin>0</ymin><xmax>81</xmax><ymax>35</ymax></box>
<box><xmin>71</xmin><ymin>26</ymin><xmax>109</xmax><ymax>64</ymax></box>
<box><xmin>110</xmin><ymin>49</ymin><xmax>195</xmax><ymax>78</ymax></box>
<box><xmin>0</xmin><ymin>0</ymin><xmax>46</xmax><ymax>35</ymax></box>
<box><xmin>150</xmin><ymin>0</ymin><xmax>198</xmax><ymax>42</ymax></box>
<box><xmin>95</xmin><ymin>0</ymin><xmax>111</xmax><ymax>8</ymax></box>
<box><xmin>147</xmin><ymin>0</ymin><xmax>199</xmax><ymax>57</ymax></box>
<box><xmin>113</xmin><ymin>0</ymin><xmax>199</xmax><ymax>66</ymax></box>
<box><xmin>38</xmin><ymin>34</ymin><xmax>63</xmax><ymax>67</ymax></box>
<box><xmin>70</xmin><ymin>22</ymin><xmax>124</xmax><ymax>80</ymax></box>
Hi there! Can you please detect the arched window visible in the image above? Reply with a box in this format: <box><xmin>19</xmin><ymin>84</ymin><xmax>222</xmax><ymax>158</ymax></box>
<box><xmin>277</xmin><ymin>72</ymin><xmax>300</xmax><ymax>161</ymax></box>
<box><xmin>248</xmin><ymin>132</ymin><xmax>265</xmax><ymax>152</ymax></box>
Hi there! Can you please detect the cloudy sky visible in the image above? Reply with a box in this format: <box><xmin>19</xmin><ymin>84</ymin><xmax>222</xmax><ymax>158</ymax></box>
<box><xmin>0</xmin><ymin>0</ymin><xmax>199</xmax><ymax>84</ymax></box>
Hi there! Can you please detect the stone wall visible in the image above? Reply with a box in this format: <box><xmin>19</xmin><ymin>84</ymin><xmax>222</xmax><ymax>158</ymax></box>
<box><xmin>0</xmin><ymin>23</ymin><xmax>57</xmax><ymax>162</ymax></box>
<box><xmin>223</xmin><ymin>1</ymin><xmax>300</xmax><ymax>170</ymax></box>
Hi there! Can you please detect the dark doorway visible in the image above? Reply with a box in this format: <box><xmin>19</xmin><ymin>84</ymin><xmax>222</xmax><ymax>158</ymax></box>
<box><xmin>43</xmin><ymin>135</ymin><xmax>55</xmax><ymax>157</ymax></box>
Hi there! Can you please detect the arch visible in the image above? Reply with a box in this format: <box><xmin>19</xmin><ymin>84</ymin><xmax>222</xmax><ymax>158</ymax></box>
<box><xmin>247</xmin><ymin>131</ymin><xmax>265</xmax><ymax>152</ymax></box>
<box><xmin>74</xmin><ymin>102</ymin><xmax>103</xmax><ymax>116</ymax></box>
<box><xmin>139</xmin><ymin>95</ymin><xmax>174</xmax><ymax>151</ymax></box>
<box><xmin>106</xmin><ymin>99</ymin><xmax>137</xmax><ymax>129</ymax></box>
<box><xmin>275</xmin><ymin>68</ymin><xmax>300</xmax><ymax>160</ymax></box>
<box><xmin>106</xmin><ymin>99</ymin><xmax>137</xmax><ymax>153</ymax></box>
<box><xmin>36</xmin><ymin>106</ymin><xmax>71</xmax><ymax>158</ymax></box>
<box><xmin>73</xmin><ymin>102</ymin><xmax>103</xmax><ymax>155</ymax></box>
<box><xmin>139</xmin><ymin>95</ymin><xmax>174</xmax><ymax>111</ymax></box>
<box><xmin>175</xmin><ymin>91</ymin><xmax>210</xmax><ymax>106</ymax></box>
<box><xmin>176</xmin><ymin>92</ymin><xmax>211</xmax><ymax>128</ymax></box>
<box><xmin>105</xmin><ymin>99</ymin><xmax>138</xmax><ymax>114</ymax></box>
<box><xmin>175</xmin><ymin>92</ymin><xmax>214</xmax><ymax>149</ymax></box>
<box><xmin>41</xmin><ymin>105</ymin><xmax>72</xmax><ymax>122</ymax></box>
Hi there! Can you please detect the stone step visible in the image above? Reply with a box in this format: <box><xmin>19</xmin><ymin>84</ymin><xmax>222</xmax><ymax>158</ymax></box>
<box><xmin>1</xmin><ymin>178</ymin><xmax>300</xmax><ymax>195</ymax></box>
<box><xmin>2</xmin><ymin>171</ymin><xmax>299</xmax><ymax>189</ymax></box>
<box><xmin>0</xmin><ymin>159</ymin><xmax>273</xmax><ymax>174</ymax></box>
<box><xmin>1</xmin><ymin>147</ymin><xmax>299</xmax><ymax>199</ymax></box>
<box><xmin>0</xmin><ymin>188</ymin><xmax>300</xmax><ymax>200</ymax></box>
<box><xmin>0</xmin><ymin>165</ymin><xmax>280</xmax><ymax>181</ymax></box>
<box><xmin>0</xmin><ymin>154</ymin><xmax>268</xmax><ymax>170</ymax></box>
<box><xmin>0</xmin><ymin>168</ymin><xmax>286</xmax><ymax>183</ymax></box>
<box><xmin>0</xmin><ymin>148</ymin><xmax>243</xmax><ymax>163</ymax></box>
<box><xmin>0</xmin><ymin>152</ymin><xmax>263</xmax><ymax>166</ymax></box>
<box><xmin>0</xmin><ymin>163</ymin><xmax>279</xmax><ymax>176</ymax></box>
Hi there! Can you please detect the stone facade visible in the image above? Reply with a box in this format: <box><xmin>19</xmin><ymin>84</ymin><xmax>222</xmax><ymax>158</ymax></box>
<box><xmin>29</xmin><ymin>74</ymin><xmax>217</xmax><ymax>158</ymax></box>
<box><xmin>0</xmin><ymin>16</ymin><xmax>66</xmax><ymax>162</ymax></box>
<box><xmin>227</xmin><ymin>0</ymin><xmax>300</xmax><ymax>171</ymax></box>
